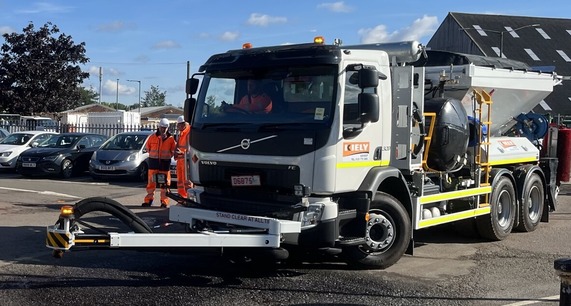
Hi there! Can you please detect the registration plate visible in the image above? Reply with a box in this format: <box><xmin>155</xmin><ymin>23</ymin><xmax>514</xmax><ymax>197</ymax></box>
<box><xmin>98</xmin><ymin>165</ymin><xmax>115</xmax><ymax>171</ymax></box>
<box><xmin>22</xmin><ymin>162</ymin><xmax>36</xmax><ymax>168</ymax></box>
<box><xmin>231</xmin><ymin>175</ymin><xmax>261</xmax><ymax>187</ymax></box>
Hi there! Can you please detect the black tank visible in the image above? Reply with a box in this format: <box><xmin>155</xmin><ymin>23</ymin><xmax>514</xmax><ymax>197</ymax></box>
<box><xmin>424</xmin><ymin>98</ymin><xmax>469</xmax><ymax>172</ymax></box>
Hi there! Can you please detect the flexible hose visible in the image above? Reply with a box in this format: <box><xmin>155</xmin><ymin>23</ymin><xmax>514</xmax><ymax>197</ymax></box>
<box><xmin>73</xmin><ymin>197</ymin><xmax>153</xmax><ymax>233</ymax></box>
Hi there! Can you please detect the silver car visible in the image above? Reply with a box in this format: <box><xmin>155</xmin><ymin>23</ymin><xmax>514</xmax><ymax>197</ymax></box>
<box><xmin>89</xmin><ymin>130</ymin><xmax>153</xmax><ymax>181</ymax></box>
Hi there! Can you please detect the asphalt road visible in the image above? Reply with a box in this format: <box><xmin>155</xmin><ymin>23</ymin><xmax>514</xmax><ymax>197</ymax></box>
<box><xmin>0</xmin><ymin>170</ymin><xmax>569</xmax><ymax>306</ymax></box>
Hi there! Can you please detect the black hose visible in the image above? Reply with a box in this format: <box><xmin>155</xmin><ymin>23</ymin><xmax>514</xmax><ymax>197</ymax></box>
<box><xmin>73</xmin><ymin>197</ymin><xmax>153</xmax><ymax>233</ymax></box>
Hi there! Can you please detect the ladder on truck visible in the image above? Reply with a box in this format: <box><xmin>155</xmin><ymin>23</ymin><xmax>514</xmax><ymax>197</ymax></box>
<box><xmin>473</xmin><ymin>89</ymin><xmax>492</xmax><ymax>206</ymax></box>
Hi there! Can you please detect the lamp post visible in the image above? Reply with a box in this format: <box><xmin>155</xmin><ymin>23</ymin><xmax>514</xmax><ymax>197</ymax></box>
<box><xmin>115</xmin><ymin>78</ymin><xmax>119</xmax><ymax>110</ymax></box>
<box><xmin>461</xmin><ymin>23</ymin><xmax>540</xmax><ymax>58</ymax></box>
<box><xmin>127</xmin><ymin>79</ymin><xmax>141</xmax><ymax>113</ymax></box>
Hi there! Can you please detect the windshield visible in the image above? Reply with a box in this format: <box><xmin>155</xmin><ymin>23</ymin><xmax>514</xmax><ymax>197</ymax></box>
<box><xmin>100</xmin><ymin>134</ymin><xmax>148</xmax><ymax>151</ymax></box>
<box><xmin>39</xmin><ymin>135</ymin><xmax>80</xmax><ymax>148</ymax></box>
<box><xmin>193</xmin><ymin>65</ymin><xmax>337</xmax><ymax>127</ymax></box>
<box><xmin>0</xmin><ymin>133</ymin><xmax>34</xmax><ymax>145</ymax></box>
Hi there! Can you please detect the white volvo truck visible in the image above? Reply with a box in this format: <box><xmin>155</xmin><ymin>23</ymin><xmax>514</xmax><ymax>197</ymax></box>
<box><xmin>47</xmin><ymin>37</ymin><xmax>562</xmax><ymax>269</ymax></box>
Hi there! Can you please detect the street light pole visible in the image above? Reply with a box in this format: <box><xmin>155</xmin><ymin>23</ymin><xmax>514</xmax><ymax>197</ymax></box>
<box><xmin>127</xmin><ymin>79</ymin><xmax>141</xmax><ymax>113</ymax></box>
<box><xmin>498</xmin><ymin>24</ymin><xmax>540</xmax><ymax>58</ymax></box>
<box><xmin>115</xmin><ymin>78</ymin><xmax>119</xmax><ymax>110</ymax></box>
<box><xmin>460</xmin><ymin>23</ymin><xmax>540</xmax><ymax>58</ymax></box>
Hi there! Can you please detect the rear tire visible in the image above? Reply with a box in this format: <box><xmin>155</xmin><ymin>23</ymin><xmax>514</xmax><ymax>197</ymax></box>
<box><xmin>477</xmin><ymin>176</ymin><xmax>516</xmax><ymax>240</ymax></box>
<box><xmin>515</xmin><ymin>173</ymin><xmax>544</xmax><ymax>232</ymax></box>
<box><xmin>342</xmin><ymin>192</ymin><xmax>411</xmax><ymax>269</ymax></box>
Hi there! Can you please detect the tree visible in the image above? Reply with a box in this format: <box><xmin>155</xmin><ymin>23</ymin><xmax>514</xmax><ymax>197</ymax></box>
<box><xmin>0</xmin><ymin>22</ymin><xmax>89</xmax><ymax>115</ymax></box>
<box><xmin>141</xmin><ymin>85</ymin><xmax>166</xmax><ymax>107</ymax></box>
<box><xmin>78</xmin><ymin>87</ymin><xmax>99</xmax><ymax>106</ymax></box>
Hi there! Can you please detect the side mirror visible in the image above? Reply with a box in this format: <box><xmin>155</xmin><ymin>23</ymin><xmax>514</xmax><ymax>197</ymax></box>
<box><xmin>184</xmin><ymin>98</ymin><xmax>196</xmax><ymax>122</ymax></box>
<box><xmin>30</xmin><ymin>142</ymin><xmax>39</xmax><ymax>148</ymax></box>
<box><xmin>358</xmin><ymin>69</ymin><xmax>379</xmax><ymax>88</ymax></box>
<box><xmin>78</xmin><ymin>144</ymin><xmax>86</xmax><ymax>150</ymax></box>
<box><xmin>359</xmin><ymin>93</ymin><xmax>379</xmax><ymax>123</ymax></box>
<box><xmin>186</xmin><ymin>78</ymin><xmax>199</xmax><ymax>95</ymax></box>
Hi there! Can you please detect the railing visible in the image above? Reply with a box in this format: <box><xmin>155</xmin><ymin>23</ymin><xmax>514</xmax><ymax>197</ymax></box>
<box><xmin>0</xmin><ymin>122</ymin><xmax>171</xmax><ymax>138</ymax></box>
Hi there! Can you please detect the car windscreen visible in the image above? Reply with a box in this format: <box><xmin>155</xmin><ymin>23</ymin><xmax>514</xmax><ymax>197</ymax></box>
<box><xmin>0</xmin><ymin>133</ymin><xmax>33</xmax><ymax>145</ymax></box>
<box><xmin>39</xmin><ymin>135</ymin><xmax>80</xmax><ymax>148</ymax></box>
<box><xmin>100</xmin><ymin>134</ymin><xmax>147</xmax><ymax>151</ymax></box>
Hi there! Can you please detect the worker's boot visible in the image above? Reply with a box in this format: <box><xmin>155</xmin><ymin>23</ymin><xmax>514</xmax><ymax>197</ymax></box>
<box><xmin>141</xmin><ymin>201</ymin><xmax>152</xmax><ymax>207</ymax></box>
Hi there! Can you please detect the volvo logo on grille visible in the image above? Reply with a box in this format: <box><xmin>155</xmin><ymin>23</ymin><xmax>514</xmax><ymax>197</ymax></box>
<box><xmin>240</xmin><ymin>139</ymin><xmax>251</xmax><ymax>150</ymax></box>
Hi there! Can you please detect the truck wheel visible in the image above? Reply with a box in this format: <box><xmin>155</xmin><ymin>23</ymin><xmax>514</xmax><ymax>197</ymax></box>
<box><xmin>477</xmin><ymin>176</ymin><xmax>516</xmax><ymax>240</ymax></box>
<box><xmin>342</xmin><ymin>192</ymin><xmax>411</xmax><ymax>269</ymax></box>
<box><xmin>515</xmin><ymin>173</ymin><xmax>544</xmax><ymax>232</ymax></box>
<box><xmin>61</xmin><ymin>159</ymin><xmax>73</xmax><ymax>179</ymax></box>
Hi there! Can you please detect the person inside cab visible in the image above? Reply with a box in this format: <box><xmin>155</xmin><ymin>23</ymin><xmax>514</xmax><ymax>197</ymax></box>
<box><xmin>223</xmin><ymin>79</ymin><xmax>273</xmax><ymax>114</ymax></box>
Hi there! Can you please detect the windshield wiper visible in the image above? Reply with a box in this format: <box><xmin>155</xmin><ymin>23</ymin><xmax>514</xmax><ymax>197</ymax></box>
<box><xmin>198</xmin><ymin>123</ymin><xmax>251</xmax><ymax>130</ymax></box>
<box><xmin>257</xmin><ymin>122</ymin><xmax>310</xmax><ymax>131</ymax></box>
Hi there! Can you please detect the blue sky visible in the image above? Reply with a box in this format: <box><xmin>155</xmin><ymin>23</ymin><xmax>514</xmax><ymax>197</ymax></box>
<box><xmin>1</xmin><ymin>1</ymin><xmax>570</xmax><ymax>108</ymax></box>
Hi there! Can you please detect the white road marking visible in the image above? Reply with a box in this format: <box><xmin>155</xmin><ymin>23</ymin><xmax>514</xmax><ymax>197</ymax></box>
<box><xmin>502</xmin><ymin>295</ymin><xmax>559</xmax><ymax>306</ymax></box>
<box><xmin>0</xmin><ymin>186</ymin><xmax>81</xmax><ymax>199</ymax></box>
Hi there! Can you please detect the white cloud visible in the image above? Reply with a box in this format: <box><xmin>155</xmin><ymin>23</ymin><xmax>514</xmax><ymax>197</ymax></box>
<box><xmin>152</xmin><ymin>40</ymin><xmax>181</xmax><ymax>49</ymax></box>
<box><xmin>219</xmin><ymin>31</ymin><xmax>240</xmax><ymax>41</ymax></box>
<box><xmin>87</xmin><ymin>66</ymin><xmax>101</xmax><ymax>77</ymax></box>
<box><xmin>0</xmin><ymin>26</ymin><xmax>15</xmax><ymax>34</ymax></box>
<box><xmin>246</xmin><ymin>13</ymin><xmax>287</xmax><ymax>27</ymax></box>
<box><xmin>317</xmin><ymin>2</ymin><xmax>353</xmax><ymax>13</ymax></box>
<box><xmin>358</xmin><ymin>15</ymin><xmax>438</xmax><ymax>43</ymax></box>
<box><xmin>96</xmin><ymin>21</ymin><xmax>134</xmax><ymax>33</ymax></box>
<box><xmin>102</xmin><ymin>79</ymin><xmax>136</xmax><ymax>96</ymax></box>
<box><xmin>15</xmin><ymin>2</ymin><xmax>73</xmax><ymax>14</ymax></box>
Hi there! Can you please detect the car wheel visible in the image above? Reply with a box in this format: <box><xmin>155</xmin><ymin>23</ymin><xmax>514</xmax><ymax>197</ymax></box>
<box><xmin>137</xmin><ymin>162</ymin><xmax>148</xmax><ymax>182</ymax></box>
<box><xmin>61</xmin><ymin>159</ymin><xmax>73</xmax><ymax>179</ymax></box>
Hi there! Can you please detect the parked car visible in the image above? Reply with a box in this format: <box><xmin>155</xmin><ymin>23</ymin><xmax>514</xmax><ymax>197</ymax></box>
<box><xmin>17</xmin><ymin>133</ymin><xmax>107</xmax><ymax>178</ymax></box>
<box><xmin>89</xmin><ymin>130</ymin><xmax>153</xmax><ymax>181</ymax></box>
<box><xmin>0</xmin><ymin>128</ymin><xmax>10</xmax><ymax>141</ymax></box>
<box><xmin>0</xmin><ymin>131</ymin><xmax>58</xmax><ymax>170</ymax></box>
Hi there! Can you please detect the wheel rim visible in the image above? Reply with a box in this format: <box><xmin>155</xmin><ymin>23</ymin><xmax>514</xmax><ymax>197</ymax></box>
<box><xmin>496</xmin><ymin>189</ymin><xmax>513</xmax><ymax>229</ymax></box>
<box><xmin>62</xmin><ymin>160</ymin><xmax>73</xmax><ymax>177</ymax></box>
<box><xmin>526</xmin><ymin>185</ymin><xmax>541</xmax><ymax>223</ymax></box>
<box><xmin>362</xmin><ymin>210</ymin><xmax>395</xmax><ymax>254</ymax></box>
<box><xmin>138</xmin><ymin>164</ymin><xmax>148</xmax><ymax>181</ymax></box>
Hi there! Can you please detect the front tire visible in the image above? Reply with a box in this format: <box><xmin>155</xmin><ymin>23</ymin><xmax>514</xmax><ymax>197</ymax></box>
<box><xmin>342</xmin><ymin>192</ymin><xmax>411</xmax><ymax>269</ymax></box>
<box><xmin>477</xmin><ymin>176</ymin><xmax>516</xmax><ymax>240</ymax></box>
<box><xmin>61</xmin><ymin>159</ymin><xmax>73</xmax><ymax>179</ymax></box>
<box><xmin>136</xmin><ymin>162</ymin><xmax>148</xmax><ymax>182</ymax></box>
<box><xmin>515</xmin><ymin>173</ymin><xmax>544</xmax><ymax>232</ymax></box>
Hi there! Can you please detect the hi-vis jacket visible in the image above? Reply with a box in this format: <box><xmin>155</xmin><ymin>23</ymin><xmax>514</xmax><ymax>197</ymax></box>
<box><xmin>146</xmin><ymin>131</ymin><xmax>176</xmax><ymax>171</ymax></box>
<box><xmin>175</xmin><ymin>124</ymin><xmax>190</xmax><ymax>160</ymax></box>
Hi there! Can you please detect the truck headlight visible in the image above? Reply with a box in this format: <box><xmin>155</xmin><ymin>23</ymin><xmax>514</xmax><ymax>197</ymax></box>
<box><xmin>300</xmin><ymin>203</ymin><xmax>324</xmax><ymax>227</ymax></box>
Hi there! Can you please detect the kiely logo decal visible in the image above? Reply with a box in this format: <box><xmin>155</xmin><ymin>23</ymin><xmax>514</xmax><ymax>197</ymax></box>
<box><xmin>343</xmin><ymin>142</ymin><xmax>370</xmax><ymax>161</ymax></box>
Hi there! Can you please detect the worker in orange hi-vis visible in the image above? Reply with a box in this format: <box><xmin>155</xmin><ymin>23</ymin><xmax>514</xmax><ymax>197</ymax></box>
<box><xmin>142</xmin><ymin>118</ymin><xmax>176</xmax><ymax>208</ymax></box>
<box><xmin>174</xmin><ymin>115</ymin><xmax>193</xmax><ymax>200</ymax></box>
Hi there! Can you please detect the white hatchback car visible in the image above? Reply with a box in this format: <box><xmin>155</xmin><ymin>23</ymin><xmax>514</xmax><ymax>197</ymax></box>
<box><xmin>0</xmin><ymin>131</ymin><xmax>58</xmax><ymax>169</ymax></box>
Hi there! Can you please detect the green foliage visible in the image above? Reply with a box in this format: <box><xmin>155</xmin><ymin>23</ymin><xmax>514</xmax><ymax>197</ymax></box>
<box><xmin>141</xmin><ymin>85</ymin><xmax>166</xmax><ymax>107</ymax></box>
<box><xmin>78</xmin><ymin>87</ymin><xmax>99</xmax><ymax>105</ymax></box>
<box><xmin>0</xmin><ymin>22</ymin><xmax>90</xmax><ymax>115</ymax></box>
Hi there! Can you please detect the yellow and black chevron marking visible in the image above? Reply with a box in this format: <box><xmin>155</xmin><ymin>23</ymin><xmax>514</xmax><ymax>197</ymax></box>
<box><xmin>46</xmin><ymin>231</ymin><xmax>71</xmax><ymax>249</ymax></box>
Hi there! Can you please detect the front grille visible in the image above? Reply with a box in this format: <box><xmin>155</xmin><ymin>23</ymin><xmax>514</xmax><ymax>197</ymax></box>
<box><xmin>198</xmin><ymin>160</ymin><xmax>300</xmax><ymax>190</ymax></box>
<box><xmin>21</xmin><ymin>157</ymin><xmax>40</xmax><ymax>162</ymax></box>
<box><xmin>98</xmin><ymin>160</ymin><xmax>120</xmax><ymax>165</ymax></box>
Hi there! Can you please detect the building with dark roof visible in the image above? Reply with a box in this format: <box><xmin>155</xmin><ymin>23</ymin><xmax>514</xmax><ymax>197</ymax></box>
<box><xmin>427</xmin><ymin>12</ymin><xmax>571</xmax><ymax>117</ymax></box>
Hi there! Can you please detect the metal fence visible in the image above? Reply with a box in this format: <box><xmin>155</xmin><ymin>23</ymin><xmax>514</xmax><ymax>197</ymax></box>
<box><xmin>0</xmin><ymin>122</ymin><xmax>172</xmax><ymax>138</ymax></box>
